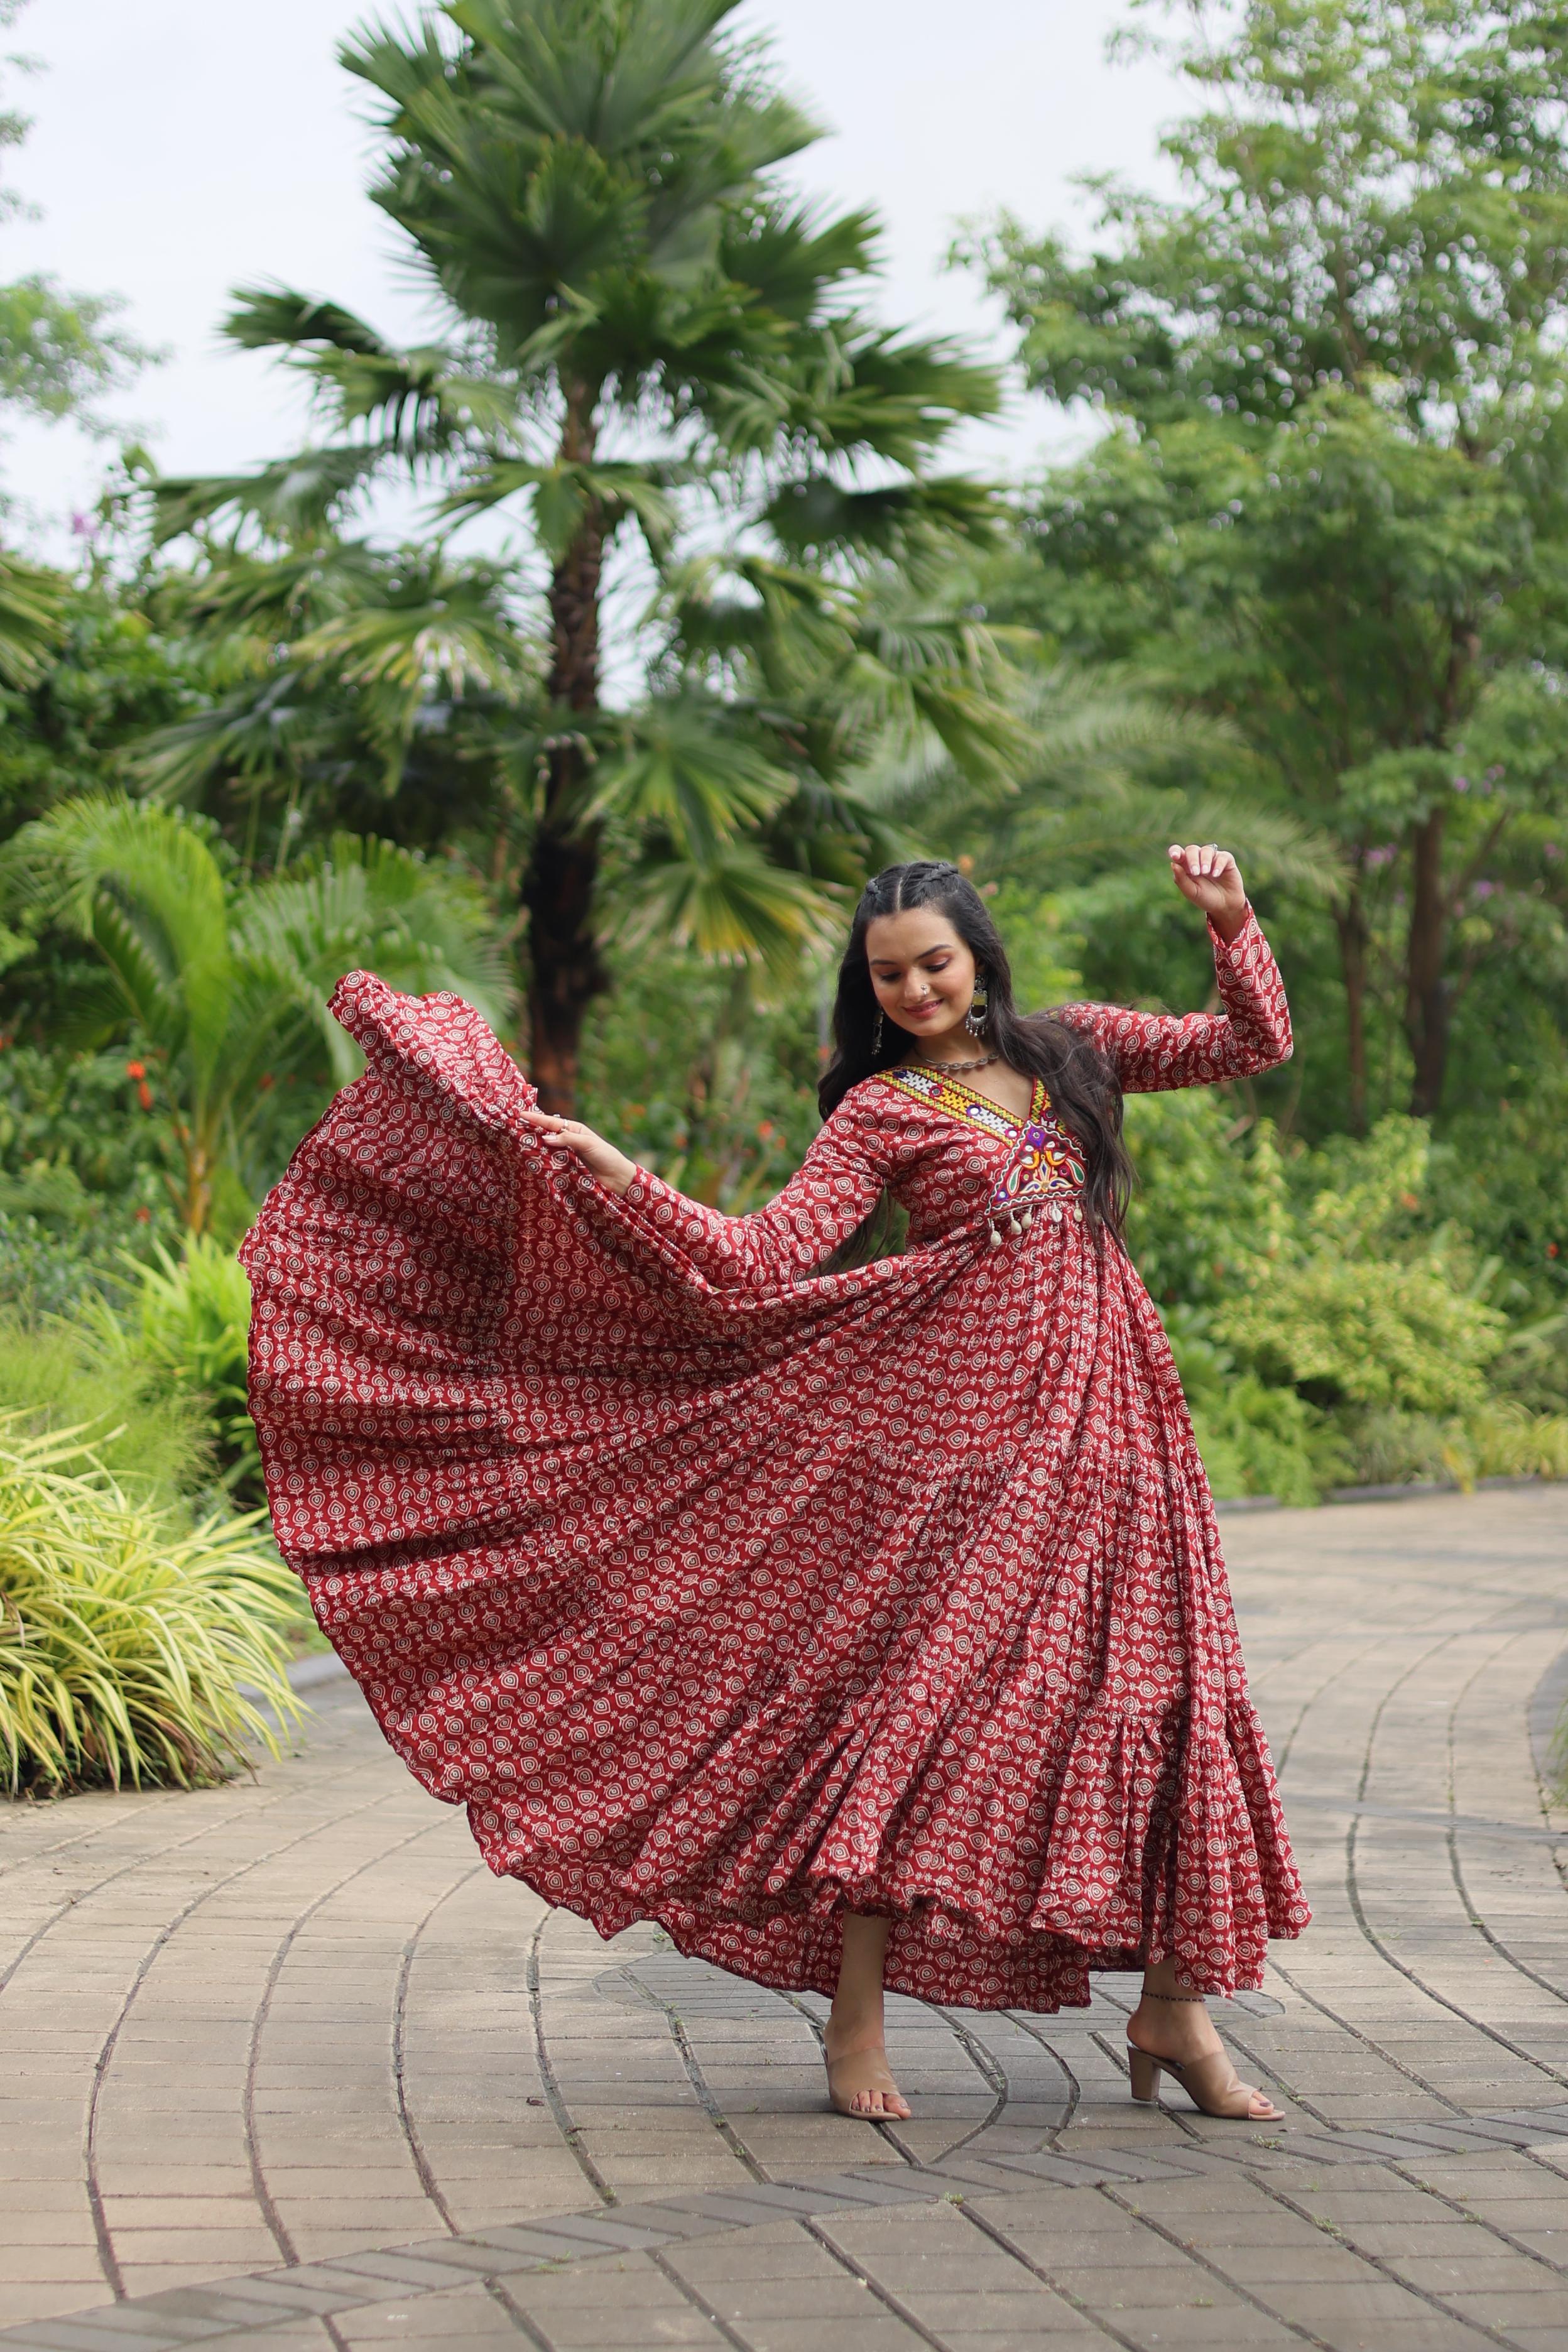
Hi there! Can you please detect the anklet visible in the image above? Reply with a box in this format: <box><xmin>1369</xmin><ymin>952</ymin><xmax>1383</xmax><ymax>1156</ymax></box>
<box><xmin>1141</xmin><ymin>1989</ymin><xmax>1205</xmax><ymax>2002</ymax></box>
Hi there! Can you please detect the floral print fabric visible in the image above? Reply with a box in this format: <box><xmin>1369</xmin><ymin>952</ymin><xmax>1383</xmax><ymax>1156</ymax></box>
<box><xmin>242</xmin><ymin>911</ymin><xmax>1310</xmax><ymax>2009</ymax></box>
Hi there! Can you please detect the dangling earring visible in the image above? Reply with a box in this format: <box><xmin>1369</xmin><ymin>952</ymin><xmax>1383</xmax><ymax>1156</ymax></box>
<box><xmin>966</xmin><ymin>974</ymin><xmax>989</xmax><ymax>1038</ymax></box>
<box><xmin>873</xmin><ymin>1008</ymin><xmax>885</xmax><ymax>1054</ymax></box>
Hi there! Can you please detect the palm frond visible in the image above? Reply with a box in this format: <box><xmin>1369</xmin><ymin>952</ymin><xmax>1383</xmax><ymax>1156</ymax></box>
<box><xmin>585</xmin><ymin>699</ymin><xmax>795</xmax><ymax>861</ymax></box>
<box><xmin>611</xmin><ymin>842</ymin><xmax>842</xmax><ymax>984</ymax></box>
<box><xmin>0</xmin><ymin>796</ymin><xmax>234</xmax><ymax>1078</ymax></box>
<box><xmin>0</xmin><ymin>549</ymin><xmax>68</xmax><ymax>687</ymax></box>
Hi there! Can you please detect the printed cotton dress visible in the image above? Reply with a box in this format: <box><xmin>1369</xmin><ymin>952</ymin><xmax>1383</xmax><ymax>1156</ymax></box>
<box><xmin>242</xmin><ymin>910</ymin><xmax>1310</xmax><ymax>2012</ymax></box>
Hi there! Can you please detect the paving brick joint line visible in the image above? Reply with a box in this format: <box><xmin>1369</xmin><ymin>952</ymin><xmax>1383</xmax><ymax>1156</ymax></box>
<box><xmin>4</xmin><ymin>1488</ymin><xmax>1568</xmax><ymax>2352</ymax></box>
<box><xmin>9</xmin><ymin>2108</ymin><xmax>1568</xmax><ymax>2351</ymax></box>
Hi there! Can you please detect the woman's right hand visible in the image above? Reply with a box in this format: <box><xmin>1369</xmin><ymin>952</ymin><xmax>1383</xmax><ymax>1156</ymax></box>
<box><xmin>521</xmin><ymin>1107</ymin><xmax>638</xmax><ymax>1195</ymax></box>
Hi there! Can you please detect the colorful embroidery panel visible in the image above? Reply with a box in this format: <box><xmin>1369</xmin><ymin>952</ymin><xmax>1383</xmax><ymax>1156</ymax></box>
<box><xmin>989</xmin><ymin>1102</ymin><xmax>1088</xmax><ymax>1226</ymax></box>
<box><xmin>877</xmin><ymin>1067</ymin><xmax>1088</xmax><ymax>1234</ymax></box>
<box><xmin>878</xmin><ymin>1063</ymin><xmax>1034</xmax><ymax>1142</ymax></box>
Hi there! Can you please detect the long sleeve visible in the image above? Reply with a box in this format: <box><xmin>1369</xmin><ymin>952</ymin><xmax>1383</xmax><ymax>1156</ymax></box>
<box><xmin>616</xmin><ymin>1087</ymin><xmax>888</xmax><ymax>1288</ymax></box>
<box><xmin>1055</xmin><ymin>910</ymin><xmax>1292</xmax><ymax>1094</ymax></box>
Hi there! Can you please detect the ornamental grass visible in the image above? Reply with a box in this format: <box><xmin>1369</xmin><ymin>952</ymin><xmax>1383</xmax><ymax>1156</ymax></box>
<box><xmin>0</xmin><ymin>1420</ymin><xmax>303</xmax><ymax>1796</ymax></box>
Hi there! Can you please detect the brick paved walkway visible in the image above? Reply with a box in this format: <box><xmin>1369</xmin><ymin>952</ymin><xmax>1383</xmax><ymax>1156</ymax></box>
<box><xmin>3</xmin><ymin>1488</ymin><xmax>1567</xmax><ymax>2352</ymax></box>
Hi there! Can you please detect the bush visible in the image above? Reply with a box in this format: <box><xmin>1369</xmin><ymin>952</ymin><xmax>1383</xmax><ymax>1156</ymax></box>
<box><xmin>1160</xmin><ymin>1305</ymin><xmax>1340</xmax><ymax>1505</ymax></box>
<box><xmin>84</xmin><ymin>1236</ymin><xmax>259</xmax><ymax>1500</ymax></box>
<box><xmin>0</xmin><ymin>1422</ymin><xmax>302</xmax><ymax>1794</ymax></box>
<box><xmin>0</xmin><ymin>1310</ymin><xmax>213</xmax><ymax>1503</ymax></box>
<box><xmin>1449</xmin><ymin>1401</ymin><xmax>1568</xmax><ymax>1483</ymax></box>
<box><xmin>1215</xmin><ymin>1258</ymin><xmax>1506</xmax><ymax>1415</ymax></box>
<box><xmin>1140</xmin><ymin>1104</ymin><xmax>1564</xmax><ymax>1501</ymax></box>
<box><xmin>1125</xmin><ymin>1091</ymin><xmax>1290</xmax><ymax>1312</ymax></box>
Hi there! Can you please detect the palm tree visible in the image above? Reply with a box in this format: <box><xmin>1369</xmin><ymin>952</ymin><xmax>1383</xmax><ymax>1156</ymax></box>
<box><xmin>129</xmin><ymin>525</ymin><xmax>534</xmax><ymax>869</ymax></box>
<box><xmin>155</xmin><ymin>0</ymin><xmax>1007</xmax><ymax>1111</ymax></box>
<box><xmin>0</xmin><ymin>797</ymin><xmax>510</xmax><ymax>1231</ymax></box>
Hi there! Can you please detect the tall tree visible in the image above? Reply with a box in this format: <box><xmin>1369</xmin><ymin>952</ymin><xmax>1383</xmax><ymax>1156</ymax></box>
<box><xmin>966</xmin><ymin>0</ymin><xmax>1568</xmax><ymax>1122</ymax></box>
<box><xmin>166</xmin><ymin>0</ymin><xmax>1006</xmax><ymax>1111</ymax></box>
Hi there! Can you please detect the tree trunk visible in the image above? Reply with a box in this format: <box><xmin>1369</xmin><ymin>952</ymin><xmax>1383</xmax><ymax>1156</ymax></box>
<box><xmin>523</xmin><ymin>381</ymin><xmax>608</xmax><ymax>1116</ymax></box>
<box><xmin>1332</xmin><ymin>882</ymin><xmax>1371</xmax><ymax>1136</ymax></box>
<box><xmin>1405</xmin><ymin>805</ymin><xmax>1450</xmax><ymax>1120</ymax></box>
<box><xmin>173</xmin><ymin>1123</ymin><xmax>212</xmax><ymax>1234</ymax></box>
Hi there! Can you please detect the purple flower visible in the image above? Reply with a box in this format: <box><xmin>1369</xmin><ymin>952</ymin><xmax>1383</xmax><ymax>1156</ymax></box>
<box><xmin>1365</xmin><ymin>845</ymin><xmax>1396</xmax><ymax>868</ymax></box>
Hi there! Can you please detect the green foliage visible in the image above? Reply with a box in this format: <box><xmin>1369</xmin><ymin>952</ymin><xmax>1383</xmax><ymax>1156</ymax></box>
<box><xmin>0</xmin><ymin>1038</ymin><xmax>177</xmax><ymax>1240</ymax></box>
<box><xmin>1124</xmin><ymin>1092</ymin><xmax>1290</xmax><ymax>1312</ymax></box>
<box><xmin>963</xmin><ymin>0</ymin><xmax>1568</xmax><ymax>1125</ymax></box>
<box><xmin>1212</xmin><ymin>1121</ymin><xmax>1508</xmax><ymax>1420</ymax></box>
<box><xmin>1129</xmin><ymin>1100</ymin><xmax>1554</xmax><ymax>1498</ymax></box>
<box><xmin>0</xmin><ymin>797</ymin><xmax>511</xmax><ymax>1231</ymax></box>
<box><xmin>0</xmin><ymin>275</ymin><xmax>149</xmax><ymax>432</ymax></box>
<box><xmin>82</xmin><ymin>1238</ymin><xmax>259</xmax><ymax>1502</ymax></box>
<box><xmin>0</xmin><ymin>1421</ymin><xmax>300</xmax><ymax>1795</ymax></box>
<box><xmin>1217</xmin><ymin>1257</ymin><xmax>1505</xmax><ymax>1415</ymax></box>
<box><xmin>130</xmin><ymin>534</ymin><xmax>535</xmax><ymax>858</ymax></box>
<box><xmin>0</xmin><ymin>1313</ymin><xmax>213</xmax><ymax>1503</ymax></box>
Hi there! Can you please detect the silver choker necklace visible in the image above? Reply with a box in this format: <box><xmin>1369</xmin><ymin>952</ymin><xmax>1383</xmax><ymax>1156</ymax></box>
<box><xmin>913</xmin><ymin>1049</ymin><xmax>1000</xmax><ymax>1074</ymax></box>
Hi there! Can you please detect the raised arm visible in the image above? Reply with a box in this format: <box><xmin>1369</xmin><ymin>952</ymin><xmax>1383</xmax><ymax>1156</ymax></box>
<box><xmin>1056</xmin><ymin>907</ymin><xmax>1293</xmax><ymax>1094</ymax></box>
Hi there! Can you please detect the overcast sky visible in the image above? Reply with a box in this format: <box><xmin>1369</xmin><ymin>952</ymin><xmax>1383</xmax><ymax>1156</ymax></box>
<box><xmin>1</xmin><ymin>0</ymin><xmax>1188</xmax><ymax>560</ymax></box>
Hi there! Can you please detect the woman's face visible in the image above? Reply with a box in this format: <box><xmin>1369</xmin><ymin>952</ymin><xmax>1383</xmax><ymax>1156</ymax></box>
<box><xmin>864</xmin><ymin>909</ymin><xmax>978</xmax><ymax>1047</ymax></box>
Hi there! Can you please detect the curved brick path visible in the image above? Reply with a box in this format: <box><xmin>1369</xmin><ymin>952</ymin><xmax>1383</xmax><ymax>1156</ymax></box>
<box><xmin>3</xmin><ymin>1488</ymin><xmax>1567</xmax><ymax>2352</ymax></box>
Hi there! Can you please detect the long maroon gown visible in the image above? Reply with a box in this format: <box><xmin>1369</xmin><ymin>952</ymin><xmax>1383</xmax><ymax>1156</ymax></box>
<box><xmin>242</xmin><ymin>910</ymin><xmax>1310</xmax><ymax>2010</ymax></box>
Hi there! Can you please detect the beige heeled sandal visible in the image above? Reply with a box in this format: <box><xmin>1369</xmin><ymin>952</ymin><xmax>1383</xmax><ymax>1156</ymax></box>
<box><xmin>1127</xmin><ymin>1990</ymin><xmax>1283</xmax><ymax>2123</ymax></box>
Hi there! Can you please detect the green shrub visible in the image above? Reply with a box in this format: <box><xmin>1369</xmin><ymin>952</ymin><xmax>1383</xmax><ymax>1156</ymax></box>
<box><xmin>1214</xmin><ymin>1258</ymin><xmax>1506</xmax><ymax>1415</ymax></box>
<box><xmin>0</xmin><ymin>1310</ymin><xmax>212</xmax><ymax>1503</ymax></box>
<box><xmin>1449</xmin><ymin>1401</ymin><xmax>1568</xmax><ymax>1483</ymax></box>
<box><xmin>1160</xmin><ymin>1305</ymin><xmax>1339</xmax><ymax>1504</ymax></box>
<box><xmin>0</xmin><ymin>1422</ymin><xmax>302</xmax><ymax>1794</ymax></box>
<box><xmin>84</xmin><ymin>1237</ymin><xmax>259</xmax><ymax>1499</ymax></box>
<box><xmin>1124</xmin><ymin>1091</ymin><xmax>1290</xmax><ymax>1311</ymax></box>
<box><xmin>1142</xmin><ymin>1109</ymin><xmax>1561</xmax><ymax>1500</ymax></box>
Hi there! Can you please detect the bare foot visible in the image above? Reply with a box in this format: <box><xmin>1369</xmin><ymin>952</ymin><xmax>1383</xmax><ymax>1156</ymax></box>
<box><xmin>1126</xmin><ymin>1996</ymin><xmax>1280</xmax><ymax>2122</ymax></box>
<box><xmin>824</xmin><ymin>2028</ymin><xmax>912</xmax><ymax>2120</ymax></box>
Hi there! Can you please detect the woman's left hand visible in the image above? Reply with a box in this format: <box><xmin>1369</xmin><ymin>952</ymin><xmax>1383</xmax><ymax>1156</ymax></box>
<box><xmin>1168</xmin><ymin>844</ymin><xmax>1249</xmax><ymax>943</ymax></box>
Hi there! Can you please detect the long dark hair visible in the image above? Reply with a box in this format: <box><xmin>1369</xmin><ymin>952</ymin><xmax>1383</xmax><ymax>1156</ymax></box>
<box><xmin>820</xmin><ymin>859</ymin><xmax>1134</xmax><ymax>1239</ymax></box>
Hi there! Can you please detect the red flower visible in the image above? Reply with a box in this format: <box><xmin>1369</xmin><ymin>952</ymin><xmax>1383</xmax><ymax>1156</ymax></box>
<box><xmin>134</xmin><ymin>1206</ymin><xmax>152</xmax><ymax>1224</ymax></box>
<box><xmin>1550</xmin><ymin>1242</ymin><xmax>1560</xmax><ymax>1260</ymax></box>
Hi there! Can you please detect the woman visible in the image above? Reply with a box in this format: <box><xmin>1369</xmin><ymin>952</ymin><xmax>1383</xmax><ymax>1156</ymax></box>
<box><xmin>242</xmin><ymin>842</ymin><xmax>1309</xmax><ymax>2129</ymax></box>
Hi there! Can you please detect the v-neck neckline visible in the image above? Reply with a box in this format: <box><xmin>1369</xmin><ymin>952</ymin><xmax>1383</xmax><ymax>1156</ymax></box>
<box><xmin>877</xmin><ymin>1065</ymin><xmax>1046</xmax><ymax>1141</ymax></box>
